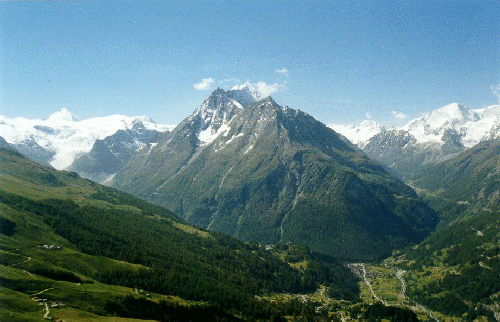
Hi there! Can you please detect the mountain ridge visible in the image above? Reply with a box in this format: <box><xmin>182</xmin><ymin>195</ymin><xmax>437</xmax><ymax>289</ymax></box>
<box><xmin>112</xmin><ymin>89</ymin><xmax>438</xmax><ymax>261</ymax></box>
<box><xmin>330</xmin><ymin>103</ymin><xmax>500</xmax><ymax>178</ymax></box>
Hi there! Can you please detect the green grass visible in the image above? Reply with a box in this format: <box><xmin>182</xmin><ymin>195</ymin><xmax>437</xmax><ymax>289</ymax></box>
<box><xmin>0</xmin><ymin>148</ymin><xmax>365</xmax><ymax>321</ymax></box>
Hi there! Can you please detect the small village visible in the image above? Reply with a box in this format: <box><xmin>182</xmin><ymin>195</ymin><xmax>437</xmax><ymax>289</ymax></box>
<box><xmin>39</xmin><ymin>244</ymin><xmax>62</xmax><ymax>250</ymax></box>
<box><xmin>30</xmin><ymin>295</ymin><xmax>66</xmax><ymax>321</ymax></box>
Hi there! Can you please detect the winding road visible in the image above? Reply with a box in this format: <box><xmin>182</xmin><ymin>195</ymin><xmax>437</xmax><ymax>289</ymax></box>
<box><xmin>43</xmin><ymin>303</ymin><xmax>50</xmax><ymax>320</ymax></box>
<box><xmin>395</xmin><ymin>269</ymin><xmax>407</xmax><ymax>301</ymax></box>
<box><xmin>348</xmin><ymin>263</ymin><xmax>387</xmax><ymax>305</ymax></box>
<box><xmin>9</xmin><ymin>256</ymin><xmax>35</xmax><ymax>277</ymax></box>
<box><xmin>351</xmin><ymin>262</ymin><xmax>441</xmax><ymax>322</ymax></box>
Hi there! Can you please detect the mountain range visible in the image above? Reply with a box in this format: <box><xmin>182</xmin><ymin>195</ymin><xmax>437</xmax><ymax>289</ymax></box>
<box><xmin>329</xmin><ymin>103</ymin><xmax>500</xmax><ymax>178</ymax></box>
<box><xmin>0</xmin><ymin>108</ymin><xmax>173</xmax><ymax>172</ymax></box>
<box><xmin>111</xmin><ymin>87</ymin><xmax>437</xmax><ymax>261</ymax></box>
<box><xmin>2</xmin><ymin>90</ymin><xmax>500</xmax><ymax>320</ymax></box>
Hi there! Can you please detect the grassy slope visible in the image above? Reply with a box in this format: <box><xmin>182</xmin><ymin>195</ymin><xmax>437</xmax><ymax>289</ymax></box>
<box><xmin>0</xmin><ymin>148</ymin><xmax>360</xmax><ymax>321</ymax></box>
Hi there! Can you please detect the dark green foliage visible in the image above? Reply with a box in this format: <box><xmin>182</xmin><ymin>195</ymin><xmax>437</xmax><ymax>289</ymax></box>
<box><xmin>411</xmin><ymin>290</ymin><xmax>469</xmax><ymax>317</ymax></box>
<box><xmin>29</xmin><ymin>266</ymin><xmax>83</xmax><ymax>283</ymax></box>
<box><xmin>273</xmin><ymin>244</ymin><xmax>360</xmax><ymax>300</ymax></box>
<box><xmin>0</xmin><ymin>217</ymin><xmax>16</xmax><ymax>236</ymax></box>
<box><xmin>104</xmin><ymin>295</ymin><xmax>239</xmax><ymax>322</ymax></box>
<box><xmin>363</xmin><ymin>303</ymin><xmax>419</xmax><ymax>322</ymax></box>
<box><xmin>404</xmin><ymin>209</ymin><xmax>500</xmax><ymax>317</ymax></box>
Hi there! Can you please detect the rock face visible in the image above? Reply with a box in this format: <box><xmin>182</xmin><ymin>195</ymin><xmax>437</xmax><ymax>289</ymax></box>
<box><xmin>111</xmin><ymin>88</ymin><xmax>437</xmax><ymax>261</ymax></box>
<box><xmin>68</xmin><ymin>121</ymin><xmax>167</xmax><ymax>184</ymax></box>
<box><xmin>362</xmin><ymin>128</ymin><xmax>464</xmax><ymax>179</ymax></box>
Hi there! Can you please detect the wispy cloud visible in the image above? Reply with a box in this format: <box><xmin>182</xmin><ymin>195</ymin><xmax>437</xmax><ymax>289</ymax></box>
<box><xmin>253</xmin><ymin>81</ymin><xmax>287</xmax><ymax>97</ymax></box>
<box><xmin>232</xmin><ymin>81</ymin><xmax>286</xmax><ymax>98</ymax></box>
<box><xmin>491</xmin><ymin>83</ymin><xmax>500</xmax><ymax>103</ymax></box>
<box><xmin>275</xmin><ymin>68</ymin><xmax>289</xmax><ymax>76</ymax></box>
<box><xmin>193</xmin><ymin>77</ymin><xmax>215</xmax><ymax>90</ymax></box>
<box><xmin>366</xmin><ymin>112</ymin><xmax>372</xmax><ymax>120</ymax></box>
<box><xmin>391</xmin><ymin>111</ymin><xmax>408</xmax><ymax>120</ymax></box>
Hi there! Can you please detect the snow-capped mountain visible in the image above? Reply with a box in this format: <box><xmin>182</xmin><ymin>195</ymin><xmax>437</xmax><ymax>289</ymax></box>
<box><xmin>0</xmin><ymin>108</ymin><xmax>173</xmax><ymax>169</ymax></box>
<box><xmin>329</xmin><ymin>120</ymin><xmax>385</xmax><ymax>147</ymax></box>
<box><xmin>67</xmin><ymin>121</ymin><xmax>168</xmax><ymax>184</ymax></box>
<box><xmin>331</xmin><ymin>103</ymin><xmax>500</xmax><ymax>148</ymax></box>
<box><xmin>188</xmin><ymin>86</ymin><xmax>258</xmax><ymax>146</ymax></box>
<box><xmin>329</xmin><ymin>103</ymin><xmax>500</xmax><ymax>178</ymax></box>
<box><xmin>111</xmin><ymin>87</ymin><xmax>437</xmax><ymax>261</ymax></box>
<box><xmin>403</xmin><ymin>103</ymin><xmax>489</xmax><ymax>147</ymax></box>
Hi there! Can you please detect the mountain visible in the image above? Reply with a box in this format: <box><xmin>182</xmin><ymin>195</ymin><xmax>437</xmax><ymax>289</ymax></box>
<box><xmin>329</xmin><ymin>120</ymin><xmax>385</xmax><ymax>147</ymax></box>
<box><xmin>330</xmin><ymin>103</ymin><xmax>500</xmax><ymax>179</ymax></box>
<box><xmin>67</xmin><ymin>121</ymin><xmax>168</xmax><ymax>184</ymax></box>
<box><xmin>0</xmin><ymin>136</ymin><xmax>15</xmax><ymax>151</ymax></box>
<box><xmin>111</xmin><ymin>88</ymin><xmax>438</xmax><ymax>261</ymax></box>
<box><xmin>362</xmin><ymin>127</ymin><xmax>464</xmax><ymax>178</ymax></box>
<box><xmin>0</xmin><ymin>108</ymin><xmax>172</xmax><ymax>170</ymax></box>
<box><xmin>412</xmin><ymin>139</ymin><xmax>500</xmax><ymax>223</ymax></box>
<box><xmin>0</xmin><ymin>147</ymin><xmax>361</xmax><ymax>321</ymax></box>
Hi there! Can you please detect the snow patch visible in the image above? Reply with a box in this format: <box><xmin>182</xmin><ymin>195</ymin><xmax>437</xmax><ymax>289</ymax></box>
<box><xmin>101</xmin><ymin>173</ymin><xmax>117</xmax><ymax>185</ymax></box>
<box><xmin>198</xmin><ymin>123</ymin><xmax>230</xmax><ymax>145</ymax></box>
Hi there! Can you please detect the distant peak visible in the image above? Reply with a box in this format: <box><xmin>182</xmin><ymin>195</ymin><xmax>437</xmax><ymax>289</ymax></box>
<box><xmin>46</xmin><ymin>107</ymin><xmax>79</xmax><ymax>122</ymax></box>
<box><xmin>434</xmin><ymin>103</ymin><xmax>467</xmax><ymax>115</ymax></box>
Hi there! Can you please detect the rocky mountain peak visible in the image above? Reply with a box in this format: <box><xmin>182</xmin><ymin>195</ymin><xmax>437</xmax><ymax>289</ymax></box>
<box><xmin>111</xmin><ymin>88</ymin><xmax>438</xmax><ymax>261</ymax></box>
<box><xmin>230</xmin><ymin>82</ymin><xmax>262</xmax><ymax>103</ymax></box>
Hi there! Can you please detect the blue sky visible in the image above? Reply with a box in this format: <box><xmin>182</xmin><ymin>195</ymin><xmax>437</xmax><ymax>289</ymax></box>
<box><xmin>1</xmin><ymin>1</ymin><xmax>499</xmax><ymax>126</ymax></box>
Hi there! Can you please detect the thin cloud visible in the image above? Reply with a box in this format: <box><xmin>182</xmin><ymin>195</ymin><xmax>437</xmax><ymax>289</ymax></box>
<box><xmin>232</xmin><ymin>80</ymin><xmax>287</xmax><ymax>98</ymax></box>
<box><xmin>391</xmin><ymin>111</ymin><xmax>408</xmax><ymax>120</ymax></box>
<box><xmin>491</xmin><ymin>83</ymin><xmax>500</xmax><ymax>103</ymax></box>
<box><xmin>253</xmin><ymin>81</ymin><xmax>287</xmax><ymax>97</ymax></box>
<box><xmin>366</xmin><ymin>112</ymin><xmax>372</xmax><ymax>120</ymax></box>
<box><xmin>193</xmin><ymin>77</ymin><xmax>215</xmax><ymax>90</ymax></box>
<box><xmin>275</xmin><ymin>68</ymin><xmax>289</xmax><ymax>76</ymax></box>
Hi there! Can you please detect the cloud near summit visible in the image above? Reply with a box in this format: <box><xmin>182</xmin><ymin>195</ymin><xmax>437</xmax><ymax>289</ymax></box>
<box><xmin>251</xmin><ymin>81</ymin><xmax>287</xmax><ymax>97</ymax></box>
<box><xmin>193</xmin><ymin>77</ymin><xmax>215</xmax><ymax>90</ymax></box>
<box><xmin>194</xmin><ymin>77</ymin><xmax>286</xmax><ymax>98</ymax></box>
<box><xmin>391</xmin><ymin>111</ymin><xmax>408</xmax><ymax>120</ymax></box>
